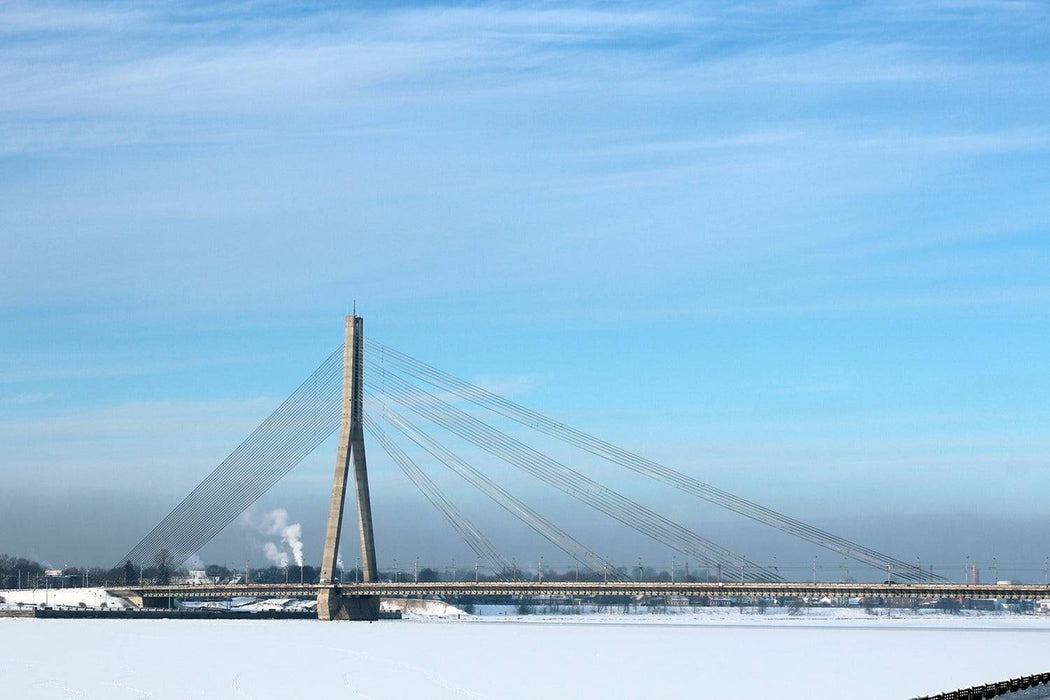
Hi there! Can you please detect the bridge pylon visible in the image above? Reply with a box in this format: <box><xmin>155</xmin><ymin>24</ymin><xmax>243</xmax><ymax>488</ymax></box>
<box><xmin>317</xmin><ymin>315</ymin><xmax>380</xmax><ymax>621</ymax></box>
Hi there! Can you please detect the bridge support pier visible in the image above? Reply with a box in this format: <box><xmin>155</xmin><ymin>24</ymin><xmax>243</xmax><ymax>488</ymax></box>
<box><xmin>113</xmin><ymin>591</ymin><xmax>171</xmax><ymax>609</ymax></box>
<box><xmin>141</xmin><ymin>596</ymin><xmax>173</xmax><ymax>609</ymax></box>
<box><xmin>317</xmin><ymin>589</ymin><xmax>380</xmax><ymax>621</ymax></box>
<box><xmin>317</xmin><ymin>316</ymin><xmax>380</xmax><ymax>621</ymax></box>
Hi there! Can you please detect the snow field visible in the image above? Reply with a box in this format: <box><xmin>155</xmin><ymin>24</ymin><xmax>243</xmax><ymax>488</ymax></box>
<box><xmin>4</xmin><ymin>615</ymin><xmax>1050</xmax><ymax>699</ymax></box>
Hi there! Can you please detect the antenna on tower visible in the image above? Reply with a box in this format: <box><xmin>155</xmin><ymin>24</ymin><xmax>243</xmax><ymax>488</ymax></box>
<box><xmin>353</xmin><ymin>300</ymin><xmax>356</xmax><ymax>316</ymax></box>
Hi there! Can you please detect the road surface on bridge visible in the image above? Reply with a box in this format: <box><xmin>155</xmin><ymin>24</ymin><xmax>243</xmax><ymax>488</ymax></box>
<box><xmin>108</xmin><ymin>581</ymin><xmax>1050</xmax><ymax>604</ymax></box>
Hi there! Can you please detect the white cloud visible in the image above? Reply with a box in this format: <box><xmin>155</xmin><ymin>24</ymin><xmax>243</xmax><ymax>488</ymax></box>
<box><xmin>1</xmin><ymin>1</ymin><xmax>1045</xmax><ymax>155</ymax></box>
<box><xmin>0</xmin><ymin>397</ymin><xmax>273</xmax><ymax>441</ymax></box>
<box><xmin>0</xmin><ymin>392</ymin><xmax>55</xmax><ymax>405</ymax></box>
<box><xmin>0</xmin><ymin>397</ymin><xmax>287</xmax><ymax>495</ymax></box>
<box><xmin>0</xmin><ymin>0</ymin><xmax>1046</xmax><ymax>320</ymax></box>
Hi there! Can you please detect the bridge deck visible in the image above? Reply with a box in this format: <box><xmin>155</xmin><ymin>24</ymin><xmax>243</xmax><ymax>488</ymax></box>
<box><xmin>108</xmin><ymin>581</ymin><xmax>1050</xmax><ymax>602</ymax></box>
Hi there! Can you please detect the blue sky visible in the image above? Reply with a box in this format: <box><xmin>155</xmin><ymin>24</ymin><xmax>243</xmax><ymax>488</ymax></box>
<box><xmin>1</xmin><ymin>0</ymin><xmax>1049</xmax><ymax>575</ymax></box>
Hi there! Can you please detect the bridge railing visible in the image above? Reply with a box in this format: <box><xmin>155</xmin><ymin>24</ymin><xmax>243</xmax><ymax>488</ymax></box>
<box><xmin>109</xmin><ymin>581</ymin><xmax>1050</xmax><ymax>601</ymax></box>
<box><xmin>913</xmin><ymin>671</ymin><xmax>1050</xmax><ymax>699</ymax></box>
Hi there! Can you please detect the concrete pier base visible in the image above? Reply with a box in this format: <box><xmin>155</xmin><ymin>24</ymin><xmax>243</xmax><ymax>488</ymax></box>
<box><xmin>114</xmin><ymin>591</ymin><xmax>172</xmax><ymax>609</ymax></box>
<box><xmin>317</xmin><ymin>589</ymin><xmax>380</xmax><ymax>621</ymax></box>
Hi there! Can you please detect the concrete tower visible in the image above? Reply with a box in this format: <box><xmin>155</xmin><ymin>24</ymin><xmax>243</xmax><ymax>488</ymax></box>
<box><xmin>317</xmin><ymin>315</ymin><xmax>380</xmax><ymax>620</ymax></box>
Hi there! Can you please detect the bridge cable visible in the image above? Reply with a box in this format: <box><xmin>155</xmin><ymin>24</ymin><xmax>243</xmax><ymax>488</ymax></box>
<box><xmin>371</xmin><ymin>400</ymin><xmax>625</xmax><ymax>580</ymax></box>
<box><xmin>125</xmin><ymin>358</ymin><xmax>343</xmax><ymax>568</ymax></box>
<box><xmin>125</xmin><ymin>371</ymin><xmax>339</xmax><ymax>567</ymax></box>
<box><xmin>117</xmin><ymin>347</ymin><xmax>344</xmax><ymax>568</ymax></box>
<box><xmin>371</xmin><ymin>372</ymin><xmax>768</xmax><ymax>581</ymax></box>
<box><xmin>370</xmin><ymin>371</ymin><xmax>759</xmax><ymax>579</ymax></box>
<box><xmin>123</xmin><ymin>350</ymin><xmax>341</xmax><ymax>564</ymax></box>
<box><xmin>127</xmin><ymin>387</ymin><xmax>340</xmax><ymax>569</ymax></box>
<box><xmin>362</xmin><ymin>412</ymin><xmax>513</xmax><ymax>579</ymax></box>
<box><xmin>364</xmin><ymin>340</ymin><xmax>935</xmax><ymax>583</ymax></box>
<box><xmin>366</xmin><ymin>367</ymin><xmax>776</xmax><ymax>581</ymax></box>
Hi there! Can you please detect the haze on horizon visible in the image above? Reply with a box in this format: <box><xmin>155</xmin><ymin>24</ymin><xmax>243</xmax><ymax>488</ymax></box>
<box><xmin>1</xmin><ymin>0</ymin><xmax>1049</xmax><ymax>580</ymax></box>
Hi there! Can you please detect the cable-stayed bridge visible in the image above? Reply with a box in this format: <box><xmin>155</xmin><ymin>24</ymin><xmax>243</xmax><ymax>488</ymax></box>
<box><xmin>111</xmin><ymin>581</ymin><xmax>1050</xmax><ymax>608</ymax></box>
<box><xmin>110</xmin><ymin>316</ymin><xmax>1038</xmax><ymax>619</ymax></box>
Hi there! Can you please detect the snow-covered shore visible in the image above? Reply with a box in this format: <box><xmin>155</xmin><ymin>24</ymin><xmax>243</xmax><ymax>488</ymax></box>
<box><xmin>0</xmin><ymin>586</ymin><xmax>128</xmax><ymax>610</ymax></box>
<box><xmin>3</xmin><ymin>608</ymin><xmax>1050</xmax><ymax>698</ymax></box>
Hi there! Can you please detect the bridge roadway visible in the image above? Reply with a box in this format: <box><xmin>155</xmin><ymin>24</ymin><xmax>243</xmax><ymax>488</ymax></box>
<box><xmin>109</xmin><ymin>581</ymin><xmax>1050</xmax><ymax>604</ymax></box>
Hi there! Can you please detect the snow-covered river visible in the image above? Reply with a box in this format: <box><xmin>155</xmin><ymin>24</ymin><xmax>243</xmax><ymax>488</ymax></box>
<box><xmin>4</xmin><ymin>610</ymin><xmax>1050</xmax><ymax>698</ymax></box>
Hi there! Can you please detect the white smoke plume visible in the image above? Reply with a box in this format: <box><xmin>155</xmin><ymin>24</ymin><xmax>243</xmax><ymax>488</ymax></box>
<box><xmin>262</xmin><ymin>542</ymin><xmax>289</xmax><ymax>568</ymax></box>
<box><xmin>283</xmin><ymin>522</ymin><xmax>304</xmax><ymax>567</ymax></box>
<box><xmin>240</xmin><ymin>508</ymin><xmax>305</xmax><ymax>568</ymax></box>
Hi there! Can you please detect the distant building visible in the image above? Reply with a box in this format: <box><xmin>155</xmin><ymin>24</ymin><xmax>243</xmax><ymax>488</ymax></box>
<box><xmin>176</xmin><ymin>570</ymin><xmax>217</xmax><ymax>585</ymax></box>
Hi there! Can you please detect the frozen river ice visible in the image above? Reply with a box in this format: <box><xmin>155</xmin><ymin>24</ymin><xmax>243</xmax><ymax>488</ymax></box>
<box><xmin>4</xmin><ymin>613</ymin><xmax>1050</xmax><ymax>698</ymax></box>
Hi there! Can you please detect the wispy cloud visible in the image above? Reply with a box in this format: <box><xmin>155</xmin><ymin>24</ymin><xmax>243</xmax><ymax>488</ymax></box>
<box><xmin>0</xmin><ymin>1</ymin><xmax>1046</xmax><ymax>317</ymax></box>
<box><xmin>0</xmin><ymin>391</ymin><xmax>55</xmax><ymax>405</ymax></box>
<box><xmin>0</xmin><ymin>354</ymin><xmax>228</xmax><ymax>384</ymax></box>
<box><xmin>2</xmin><ymin>1</ymin><xmax>1046</xmax><ymax>155</ymax></box>
<box><xmin>0</xmin><ymin>396</ymin><xmax>276</xmax><ymax>441</ymax></box>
